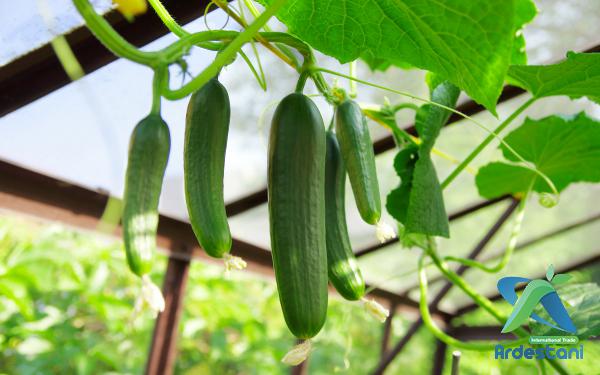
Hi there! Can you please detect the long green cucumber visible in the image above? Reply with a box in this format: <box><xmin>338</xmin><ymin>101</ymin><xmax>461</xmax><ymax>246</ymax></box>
<box><xmin>335</xmin><ymin>99</ymin><xmax>381</xmax><ymax>224</ymax></box>
<box><xmin>268</xmin><ymin>93</ymin><xmax>328</xmax><ymax>339</ymax></box>
<box><xmin>122</xmin><ymin>114</ymin><xmax>171</xmax><ymax>277</ymax></box>
<box><xmin>325</xmin><ymin>130</ymin><xmax>365</xmax><ymax>301</ymax></box>
<box><xmin>184</xmin><ymin>78</ymin><xmax>232</xmax><ymax>258</ymax></box>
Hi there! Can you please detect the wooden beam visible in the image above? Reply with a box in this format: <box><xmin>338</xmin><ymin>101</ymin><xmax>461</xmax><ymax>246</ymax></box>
<box><xmin>145</xmin><ymin>254</ymin><xmax>191</xmax><ymax>375</ymax></box>
<box><xmin>0</xmin><ymin>159</ymin><xmax>437</xmax><ymax>315</ymax></box>
<box><xmin>0</xmin><ymin>0</ymin><xmax>213</xmax><ymax>117</ymax></box>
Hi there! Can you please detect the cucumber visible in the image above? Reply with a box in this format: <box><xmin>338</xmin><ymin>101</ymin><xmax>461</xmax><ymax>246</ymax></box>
<box><xmin>325</xmin><ymin>130</ymin><xmax>365</xmax><ymax>301</ymax></box>
<box><xmin>122</xmin><ymin>114</ymin><xmax>171</xmax><ymax>277</ymax></box>
<box><xmin>184</xmin><ymin>78</ymin><xmax>232</xmax><ymax>258</ymax></box>
<box><xmin>335</xmin><ymin>99</ymin><xmax>381</xmax><ymax>224</ymax></box>
<box><xmin>268</xmin><ymin>93</ymin><xmax>328</xmax><ymax>339</ymax></box>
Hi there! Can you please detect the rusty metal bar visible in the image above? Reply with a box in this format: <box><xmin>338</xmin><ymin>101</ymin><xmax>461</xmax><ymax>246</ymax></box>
<box><xmin>355</xmin><ymin>196</ymin><xmax>510</xmax><ymax>259</ymax></box>
<box><xmin>448</xmin><ymin>326</ymin><xmax>516</xmax><ymax>342</ymax></box>
<box><xmin>146</xmin><ymin>253</ymin><xmax>192</xmax><ymax>375</ymax></box>
<box><xmin>416</xmin><ymin>211</ymin><xmax>600</xmax><ymax>290</ymax></box>
<box><xmin>431</xmin><ymin>338</ymin><xmax>448</xmax><ymax>375</ymax></box>
<box><xmin>291</xmin><ymin>361</ymin><xmax>309</xmax><ymax>375</ymax></box>
<box><xmin>371</xmin><ymin>199</ymin><xmax>520</xmax><ymax>375</ymax></box>
<box><xmin>290</xmin><ymin>339</ymin><xmax>310</xmax><ymax>375</ymax></box>
<box><xmin>451</xmin><ymin>351</ymin><xmax>461</xmax><ymax>375</ymax></box>
<box><xmin>381</xmin><ymin>301</ymin><xmax>398</xmax><ymax>356</ymax></box>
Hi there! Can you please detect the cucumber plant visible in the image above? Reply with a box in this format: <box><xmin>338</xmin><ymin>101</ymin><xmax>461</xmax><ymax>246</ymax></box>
<box><xmin>73</xmin><ymin>0</ymin><xmax>600</xmax><ymax>371</ymax></box>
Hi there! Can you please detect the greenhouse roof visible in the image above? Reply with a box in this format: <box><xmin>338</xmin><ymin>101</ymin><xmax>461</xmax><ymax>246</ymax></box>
<box><xmin>2</xmin><ymin>0</ymin><xmax>600</xmax><ymax>373</ymax></box>
<box><xmin>2</xmin><ymin>0</ymin><xmax>600</xmax><ymax>314</ymax></box>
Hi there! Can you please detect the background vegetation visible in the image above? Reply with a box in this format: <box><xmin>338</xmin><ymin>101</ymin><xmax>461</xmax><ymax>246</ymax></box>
<box><xmin>1</xmin><ymin>214</ymin><xmax>598</xmax><ymax>374</ymax></box>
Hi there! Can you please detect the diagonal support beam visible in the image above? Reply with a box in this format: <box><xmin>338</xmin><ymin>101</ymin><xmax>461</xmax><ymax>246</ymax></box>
<box><xmin>355</xmin><ymin>195</ymin><xmax>510</xmax><ymax>258</ymax></box>
<box><xmin>414</xmin><ymin>211</ymin><xmax>600</xmax><ymax>291</ymax></box>
<box><xmin>371</xmin><ymin>199</ymin><xmax>519</xmax><ymax>375</ymax></box>
<box><xmin>0</xmin><ymin>159</ymin><xmax>441</xmax><ymax>317</ymax></box>
<box><xmin>146</xmin><ymin>252</ymin><xmax>191</xmax><ymax>375</ymax></box>
<box><xmin>453</xmin><ymin>252</ymin><xmax>600</xmax><ymax>317</ymax></box>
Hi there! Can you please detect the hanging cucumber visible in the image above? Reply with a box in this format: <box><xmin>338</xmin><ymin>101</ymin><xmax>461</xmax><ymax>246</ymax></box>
<box><xmin>184</xmin><ymin>78</ymin><xmax>232</xmax><ymax>258</ymax></box>
<box><xmin>268</xmin><ymin>92</ymin><xmax>328</xmax><ymax>339</ymax></box>
<box><xmin>325</xmin><ymin>130</ymin><xmax>365</xmax><ymax>301</ymax></box>
<box><xmin>335</xmin><ymin>99</ymin><xmax>381</xmax><ymax>225</ymax></box>
<box><xmin>122</xmin><ymin>114</ymin><xmax>170</xmax><ymax>277</ymax></box>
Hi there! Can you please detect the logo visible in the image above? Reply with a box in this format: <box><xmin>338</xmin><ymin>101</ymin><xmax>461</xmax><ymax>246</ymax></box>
<box><xmin>497</xmin><ymin>264</ymin><xmax>576</xmax><ymax>334</ymax></box>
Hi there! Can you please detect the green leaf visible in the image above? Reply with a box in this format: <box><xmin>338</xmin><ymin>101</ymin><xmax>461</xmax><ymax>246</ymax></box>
<box><xmin>476</xmin><ymin>113</ymin><xmax>600</xmax><ymax>198</ymax></box>
<box><xmin>532</xmin><ymin>283</ymin><xmax>600</xmax><ymax>339</ymax></box>
<box><xmin>546</xmin><ymin>264</ymin><xmax>555</xmax><ymax>281</ymax></box>
<box><xmin>552</xmin><ymin>274</ymin><xmax>572</xmax><ymax>285</ymax></box>
<box><xmin>386</xmin><ymin>82</ymin><xmax>459</xmax><ymax>237</ymax></box>
<box><xmin>260</xmin><ymin>0</ymin><xmax>519</xmax><ymax>113</ymax></box>
<box><xmin>507</xmin><ymin>52</ymin><xmax>600</xmax><ymax>104</ymax></box>
<box><xmin>511</xmin><ymin>0</ymin><xmax>537</xmax><ymax>65</ymax></box>
<box><xmin>386</xmin><ymin>147</ymin><xmax>418</xmax><ymax>225</ymax></box>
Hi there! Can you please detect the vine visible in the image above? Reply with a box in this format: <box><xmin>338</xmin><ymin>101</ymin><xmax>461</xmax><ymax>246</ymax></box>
<box><xmin>68</xmin><ymin>0</ymin><xmax>598</xmax><ymax>373</ymax></box>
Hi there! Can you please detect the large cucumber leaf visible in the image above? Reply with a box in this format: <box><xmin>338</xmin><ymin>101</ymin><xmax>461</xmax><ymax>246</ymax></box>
<box><xmin>476</xmin><ymin>113</ymin><xmax>600</xmax><ymax>199</ymax></box>
<box><xmin>258</xmin><ymin>0</ymin><xmax>527</xmax><ymax>114</ymax></box>
<box><xmin>508</xmin><ymin>52</ymin><xmax>600</xmax><ymax>104</ymax></box>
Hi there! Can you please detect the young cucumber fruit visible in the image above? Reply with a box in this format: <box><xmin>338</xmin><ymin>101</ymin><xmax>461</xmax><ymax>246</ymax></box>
<box><xmin>184</xmin><ymin>78</ymin><xmax>232</xmax><ymax>258</ymax></box>
<box><xmin>268</xmin><ymin>93</ymin><xmax>328</xmax><ymax>339</ymax></box>
<box><xmin>123</xmin><ymin>114</ymin><xmax>171</xmax><ymax>277</ymax></box>
<box><xmin>335</xmin><ymin>99</ymin><xmax>381</xmax><ymax>225</ymax></box>
<box><xmin>325</xmin><ymin>130</ymin><xmax>366</xmax><ymax>301</ymax></box>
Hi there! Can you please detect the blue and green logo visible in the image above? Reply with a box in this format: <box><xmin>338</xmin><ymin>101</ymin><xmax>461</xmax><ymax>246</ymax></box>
<box><xmin>497</xmin><ymin>264</ymin><xmax>576</xmax><ymax>334</ymax></box>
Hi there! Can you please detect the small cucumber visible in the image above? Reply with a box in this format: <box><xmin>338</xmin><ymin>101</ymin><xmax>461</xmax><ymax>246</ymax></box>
<box><xmin>184</xmin><ymin>79</ymin><xmax>232</xmax><ymax>258</ymax></box>
<box><xmin>268</xmin><ymin>93</ymin><xmax>328</xmax><ymax>339</ymax></box>
<box><xmin>122</xmin><ymin>114</ymin><xmax>171</xmax><ymax>277</ymax></box>
<box><xmin>325</xmin><ymin>130</ymin><xmax>365</xmax><ymax>301</ymax></box>
<box><xmin>335</xmin><ymin>99</ymin><xmax>381</xmax><ymax>224</ymax></box>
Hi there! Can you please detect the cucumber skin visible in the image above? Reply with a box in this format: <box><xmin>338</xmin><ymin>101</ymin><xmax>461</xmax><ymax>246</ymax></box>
<box><xmin>123</xmin><ymin>114</ymin><xmax>171</xmax><ymax>277</ymax></box>
<box><xmin>325</xmin><ymin>131</ymin><xmax>365</xmax><ymax>301</ymax></box>
<box><xmin>268</xmin><ymin>93</ymin><xmax>328</xmax><ymax>339</ymax></box>
<box><xmin>335</xmin><ymin>99</ymin><xmax>381</xmax><ymax>224</ymax></box>
<box><xmin>184</xmin><ymin>79</ymin><xmax>232</xmax><ymax>258</ymax></box>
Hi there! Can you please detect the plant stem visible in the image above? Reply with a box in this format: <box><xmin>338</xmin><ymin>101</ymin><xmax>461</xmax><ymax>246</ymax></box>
<box><xmin>214</xmin><ymin>0</ymin><xmax>297</xmax><ymax>69</ymax></box>
<box><xmin>314</xmin><ymin>68</ymin><xmax>557</xmax><ymax>192</ymax></box>
<box><xmin>349</xmin><ymin>61</ymin><xmax>357</xmax><ymax>98</ymax></box>
<box><xmin>362</xmin><ymin>108</ymin><xmax>475</xmax><ymax>172</ymax></box>
<box><xmin>161</xmin><ymin>0</ymin><xmax>288</xmax><ymax>99</ymax></box>
<box><xmin>148</xmin><ymin>0</ymin><xmax>189</xmax><ymax>38</ymax></box>
<box><xmin>242</xmin><ymin>0</ymin><xmax>300</xmax><ymax>67</ymax></box>
<box><xmin>50</xmin><ymin>36</ymin><xmax>85</xmax><ymax>80</ymax></box>
<box><xmin>295</xmin><ymin>70</ymin><xmax>310</xmax><ymax>93</ymax></box>
<box><xmin>72</xmin><ymin>0</ymin><xmax>159</xmax><ymax>66</ymax></box>
<box><xmin>418</xmin><ymin>253</ymin><xmax>528</xmax><ymax>350</ymax></box>
<box><xmin>423</xmin><ymin>238</ymin><xmax>570</xmax><ymax>375</ymax></box>
<box><xmin>424</xmin><ymin>238</ymin><xmax>504</xmax><ymax>321</ymax></box>
<box><xmin>444</xmin><ymin>196</ymin><xmax>526</xmax><ymax>273</ymax></box>
<box><xmin>151</xmin><ymin>69</ymin><xmax>165</xmax><ymax>114</ymax></box>
<box><xmin>441</xmin><ymin>97</ymin><xmax>536</xmax><ymax>189</ymax></box>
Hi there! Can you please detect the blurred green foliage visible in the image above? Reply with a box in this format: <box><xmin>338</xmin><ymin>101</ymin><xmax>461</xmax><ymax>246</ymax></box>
<box><xmin>0</xmin><ymin>215</ymin><xmax>432</xmax><ymax>374</ymax></box>
<box><xmin>1</xmin><ymin>214</ymin><xmax>599</xmax><ymax>374</ymax></box>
